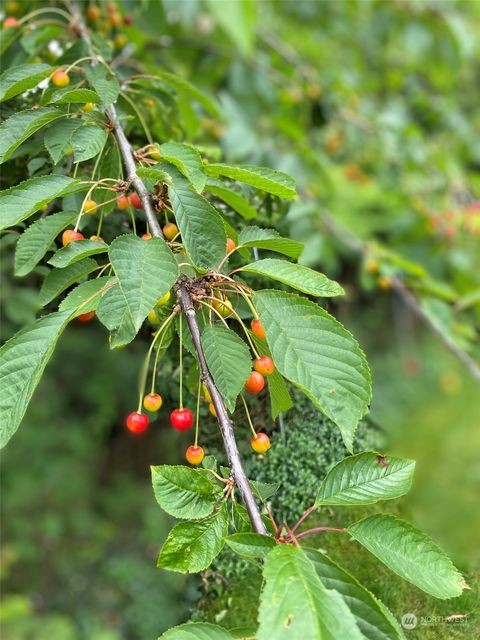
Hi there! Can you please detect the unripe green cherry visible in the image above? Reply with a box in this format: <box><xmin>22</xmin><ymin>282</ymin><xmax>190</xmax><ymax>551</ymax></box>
<box><xmin>156</xmin><ymin>291</ymin><xmax>171</xmax><ymax>306</ymax></box>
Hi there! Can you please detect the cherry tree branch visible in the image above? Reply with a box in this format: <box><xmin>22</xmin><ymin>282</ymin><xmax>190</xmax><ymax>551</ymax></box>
<box><xmin>70</xmin><ymin>1</ymin><xmax>267</xmax><ymax>534</ymax></box>
<box><xmin>321</xmin><ymin>211</ymin><xmax>480</xmax><ymax>383</ymax></box>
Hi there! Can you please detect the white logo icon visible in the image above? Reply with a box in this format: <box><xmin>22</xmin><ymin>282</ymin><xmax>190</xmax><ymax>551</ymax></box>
<box><xmin>401</xmin><ymin>613</ymin><xmax>418</xmax><ymax>630</ymax></box>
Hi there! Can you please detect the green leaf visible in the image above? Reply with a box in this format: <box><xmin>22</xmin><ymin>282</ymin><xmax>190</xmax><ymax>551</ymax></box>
<box><xmin>169</xmin><ymin>179</ymin><xmax>226</xmax><ymax>270</ymax></box>
<box><xmin>0</xmin><ymin>25</ymin><xmax>19</xmax><ymax>57</ymax></box>
<box><xmin>304</xmin><ymin>548</ymin><xmax>405</xmax><ymax>640</ymax></box>
<box><xmin>316</xmin><ymin>452</ymin><xmax>415</xmax><ymax>506</ymax></box>
<box><xmin>136</xmin><ymin>166</ymin><xmax>172</xmax><ymax>184</ymax></box>
<box><xmin>201</xmin><ymin>325</ymin><xmax>251</xmax><ymax>412</ymax></box>
<box><xmin>151</xmin><ymin>465</ymin><xmax>221</xmax><ymax>520</ymax></box>
<box><xmin>71</xmin><ymin>123</ymin><xmax>108</xmax><ymax>163</ymax></box>
<box><xmin>38</xmin><ymin>258</ymin><xmax>99</xmax><ymax>307</ymax></box>
<box><xmin>157</xmin><ymin>504</ymin><xmax>229</xmax><ymax>573</ymax></box>
<box><xmin>0</xmin><ymin>311</ymin><xmax>72</xmax><ymax>449</ymax></box>
<box><xmin>258</xmin><ymin>546</ymin><xmax>363</xmax><ymax>640</ymax></box>
<box><xmin>241</xmin><ymin>259</ymin><xmax>344</xmax><ymax>297</ymax></box>
<box><xmin>96</xmin><ymin>285</ymin><xmax>136</xmax><ymax>347</ymax></box>
<box><xmin>58</xmin><ymin>277</ymin><xmax>116</xmax><ymax>316</ymax></box>
<box><xmin>44</xmin><ymin>119</ymin><xmax>83</xmax><ymax>163</ymax></box>
<box><xmin>151</xmin><ymin>69</ymin><xmax>220</xmax><ymax>117</ymax></box>
<box><xmin>206</xmin><ymin>180</ymin><xmax>257</xmax><ymax>220</ymax></box>
<box><xmin>14</xmin><ymin>211</ymin><xmax>77</xmax><ymax>277</ymax></box>
<box><xmin>0</xmin><ymin>63</ymin><xmax>53</xmax><ymax>102</ymax></box>
<box><xmin>84</xmin><ymin>65</ymin><xmax>120</xmax><ymax>108</ymax></box>
<box><xmin>205</xmin><ymin>0</ymin><xmax>256</xmax><ymax>56</ymax></box>
<box><xmin>0</xmin><ymin>175</ymin><xmax>79</xmax><ymax>230</ymax></box>
<box><xmin>348</xmin><ymin>515</ymin><xmax>466</xmax><ymax>599</ymax></box>
<box><xmin>226</xmin><ymin>533</ymin><xmax>276</xmax><ymax>559</ymax></box>
<box><xmin>206</xmin><ymin>164</ymin><xmax>296</xmax><ymax>199</ymax></box>
<box><xmin>48</xmin><ymin>239</ymin><xmax>108</xmax><ymax>268</ymax></box>
<box><xmin>250</xmin><ymin>479</ymin><xmax>280</xmax><ymax>501</ymax></box>
<box><xmin>106</xmin><ymin>235</ymin><xmax>178</xmax><ymax>343</ymax></box>
<box><xmin>0</xmin><ymin>108</ymin><xmax>64</xmax><ymax>164</ymax></box>
<box><xmin>253</xmin><ymin>290</ymin><xmax>371</xmax><ymax>451</ymax></box>
<box><xmin>238</xmin><ymin>226</ymin><xmax>303</xmax><ymax>259</ymax></box>
<box><xmin>159</xmin><ymin>622</ymin><xmax>234</xmax><ymax>640</ymax></box>
<box><xmin>50</xmin><ymin>88</ymin><xmax>100</xmax><ymax>104</ymax></box>
<box><xmin>158</xmin><ymin>142</ymin><xmax>206</xmax><ymax>193</ymax></box>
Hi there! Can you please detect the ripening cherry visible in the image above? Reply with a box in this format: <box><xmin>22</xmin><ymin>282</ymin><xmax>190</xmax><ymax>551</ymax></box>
<box><xmin>117</xmin><ymin>194</ymin><xmax>129</xmax><ymax>209</ymax></box>
<box><xmin>114</xmin><ymin>33</ymin><xmax>128</xmax><ymax>49</ymax></box>
<box><xmin>170</xmin><ymin>408</ymin><xmax>194</xmax><ymax>431</ymax></box>
<box><xmin>89</xmin><ymin>235</ymin><xmax>105</xmax><ymax>242</ymax></box>
<box><xmin>186</xmin><ymin>445</ymin><xmax>205</xmax><ymax>465</ymax></box>
<box><xmin>250</xmin><ymin>432</ymin><xmax>271</xmax><ymax>454</ymax></box>
<box><xmin>244</xmin><ymin>371</ymin><xmax>265</xmax><ymax>394</ymax></box>
<box><xmin>83</xmin><ymin>102</ymin><xmax>95</xmax><ymax>112</ymax></box>
<box><xmin>209</xmin><ymin>402</ymin><xmax>217</xmax><ymax>417</ymax></box>
<box><xmin>156</xmin><ymin>291</ymin><xmax>171</xmax><ymax>306</ymax></box>
<box><xmin>123</xmin><ymin>14</ymin><xmax>134</xmax><ymax>25</ymax></box>
<box><xmin>366</xmin><ymin>258</ymin><xmax>379</xmax><ymax>275</ymax></box>
<box><xmin>108</xmin><ymin>11</ymin><xmax>122</xmax><ymax>27</ymax></box>
<box><xmin>86</xmin><ymin>4</ymin><xmax>101</xmax><ymax>21</ymax></box>
<box><xmin>213</xmin><ymin>295</ymin><xmax>233</xmax><ymax>318</ymax></box>
<box><xmin>143</xmin><ymin>393</ymin><xmax>163</xmax><ymax>412</ymax></box>
<box><xmin>202</xmin><ymin>384</ymin><xmax>212</xmax><ymax>403</ymax></box>
<box><xmin>251</xmin><ymin>319</ymin><xmax>265</xmax><ymax>340</ymax></box>
<box><xmin>377</xmin><ymin>275</ymin><xmax>392</xmax><ymax>291</ymax></box>
<box><xmin>77</xmin><ymin>310</ymin><xmax>96</xmax><ymax>322</ymax></box>
<box><xmin>6</xmin><ymin>1</ymin><xmax>21</xmax><ymax>14</ymax></box>
<box><xmin>254</xmin><ymin>356</ymin><xmax>275</xmax><ymax>377</ymax></box>
<box><xmin>141</xmin><ymin>233</ymin><xmax>152</xmax><ymax>240</ymax></box>
<box><xmin>147</xmin><ymin>308</ymin><xmax>160</xmax><ymax>325</ymax></box>
<box><xmin>3</xmin><ymin>16</ymin><xmax>19</xmax><ymax>28</ymax></box>
<box><xmin>83</xmin><ymin>199</ymin><xmax>98</xmax><ymax>215</ymax></box>
<box><xmin>226</xmin><ymin>237</ymin><xmax>236</xmax><ymax>253</ymax></box>
<box><xmin>163</xmin><ymin>223</ymin><xmax>179</xmax><ymax>240</ymax></box>
<box><xmin>129</xmin><ymin>192</ymin><xmax>142</xmax><ymax>209</ymax></box>
<box><xmin>52</xmin><ymin>70</ymin><xmax>70</xmax><ymax>87</ymax></box>
<box><xmin>62</xmin><ymin>229</ymin><xmax>84</xmax><ymax>246</ymax></box>
<box><xmin>126</xmin><ymin>411</ymin><xmax>149</xmax><ymax>434</ymax></box>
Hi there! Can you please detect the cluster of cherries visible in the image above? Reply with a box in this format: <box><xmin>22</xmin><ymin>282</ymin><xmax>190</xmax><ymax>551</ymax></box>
<box><xmin>125</xmin><ymin>318</ymin><xmax>274</xmax><ymax>465</ymax></box>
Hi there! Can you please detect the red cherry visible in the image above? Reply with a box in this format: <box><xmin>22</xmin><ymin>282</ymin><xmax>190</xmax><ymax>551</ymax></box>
<box><xmin>163</xmin><ymin>223</ymin><xmax>179</xmax><ymax>240</ymax></box>
<box><xmin>141</xmin><ymin>233</ymin><xmax>152</xmax><ymax>240</ymax></box>
<box><xmin>123</xmin><ymin>14</ymin><xmax>134</xmax><ymax>25</ymax></box>
<box><xmin>62</xmin><ymin>229</ymin><xmax>84</xmax><ymax>246</ymax></box>
<box><xmin>77</xmin><ymin>310</ymin><xmax>96</xmax><ymax>322</ymax></box>
<box><xmin>186</xmin><ymin>445</ymin><xmax>205</xmax><ymax>465</ymax></box>
<box><xmin>170</xmin><ymin>408</ymin><xmax>194</xmax><ymax>431</ymax></box>
<box><xmin>3</xmin><ymin>17</ymin><xmax>19</xmax><ymax>27</ymax></box>
<box><xmin>143</xmin><ymin>393</ymin><xmax>162</xmax><ymax>412</ymax></box>
<box><xmin>254</xmin><ymin>356</ymin><xmax>275</xmax><ymax>376</ymax></box>
<box><xmin>129</xmin><ymin>192</ymin><xmax>142</xmax><ymax>209</ymax></box>
<box><xmin>250</xmin><ymin>432</ymin><xmax>270</xmax><ymax>454</ymax></box>
<box><xmin>117</xmin><ymin>195</ymin><xmax>129</xmax><ymax>210</ymax></box>
<box><xmin>226</xmin><ymin>237</ymin><xmax>236</xmax><ymax>253</ymax></box>
<box><xmin>244</xmin><ymin>371</ymin><xmax>265</xmax><ymax>394</ymax></box>
<box><xmin>126</xmin><ymin>411</ymin><xmax>149</xmax><ymax>434</ymax></box>
<box><xmin>251</xmin><ymin>319</ymin><xmax>265</xmax><ymax>340</ymax></box>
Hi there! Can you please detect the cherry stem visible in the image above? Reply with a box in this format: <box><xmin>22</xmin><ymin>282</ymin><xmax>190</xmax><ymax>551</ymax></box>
<box><xmin>198</xmin><ymin>299</ymin><xmax>229</xmax><ymax>328</ymax></box>
<box><xmin>204</xmin><ymin>295</ymin><xmax>260</xmax><ymax>359</ymax></box>
<box><xmin>240</xmin><ymin>394</ymin><xmax>257</xmax><ymax>438</ymax></box>
<box><xmin>194</xmin><ymin>377</ymin><xmax>202</xmax><ymax>447</ymax></box>
<box><xmin>179</xmin><ymin>313</ymin><xmax>184</xmax><ymax>409</ymax></box>
<box><xmin>290</xmin><ymin>504</ymin><xmax>317</xmax><ymax>534</ymax></box>
<box><xmin>293</xmin><ymin>526</ymin><xmax>347</xmax><ymax>541</ymax></box>
<box><xmin>137</xmin><ymin>311</ymin><xmax>176</xmax><ymax>412</ymax></box>
<box><xmin>149</xmin><ymin>319</ymin><xmax>173</xmax><ymax>394</ymax></box>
